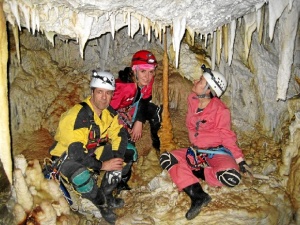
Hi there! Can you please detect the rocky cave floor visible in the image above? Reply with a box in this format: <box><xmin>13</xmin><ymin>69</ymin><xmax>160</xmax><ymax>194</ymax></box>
<box><xmin>5</xmin><ymin>109</ymin><xmax>294</xmax><ymax>225</ymax></box>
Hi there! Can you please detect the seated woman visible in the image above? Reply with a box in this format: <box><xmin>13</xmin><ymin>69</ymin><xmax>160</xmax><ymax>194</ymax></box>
<box><xmin>159</xmin><ymin>65</ymin><xmax>252</xmax><ymax>220</ymax></box>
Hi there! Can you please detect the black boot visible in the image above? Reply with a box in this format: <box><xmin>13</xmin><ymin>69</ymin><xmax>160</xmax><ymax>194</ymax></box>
<box><xmin>147</xmin><ymin>103</ymin><xmax>162</xmax><ymax>151</ymax></box>
<box><xmin>192</xmin><ymin>167</ymin><xmax>205</xmax><ymax>180</ymax></box>
<box><xmin>101</xmin><ymin>172</ymin><xmax>124</xmax><ymax>209</ymax></box>
<box><xmin>90</xmin><ymin>188</ymin><xmax>117</xmax><ymax>224</ymax></box>
<box><xmin>183</xmin><ymin>183</ymin><xmax>211</xmax><ymax>220</ymax></box>
<box><xmin>116</xmin><ymin>169</ymin><xmax>132</xmax><ymax>194</ymax></box>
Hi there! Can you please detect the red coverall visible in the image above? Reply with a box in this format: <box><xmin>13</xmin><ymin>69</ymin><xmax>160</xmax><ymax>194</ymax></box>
<box><xmin>168</xmin><ymin>93</ymin><xmax>244</xmax><ymax>190</ymax></box>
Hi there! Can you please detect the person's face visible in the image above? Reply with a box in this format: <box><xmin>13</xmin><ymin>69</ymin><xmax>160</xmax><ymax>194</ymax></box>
<box><xmin>135</xmin><ymin>68</ymin><xmax>155</xmax><ymax>87</ymax></box>
<box><xmin>91</xmin><ymin>88</ymin><xmax>114</xmax><ymax>112</ymax></box>
<box><xmin>192</xmin><ymin>75</ymin><xmax>209</xmax><ymax>95</ymax></box>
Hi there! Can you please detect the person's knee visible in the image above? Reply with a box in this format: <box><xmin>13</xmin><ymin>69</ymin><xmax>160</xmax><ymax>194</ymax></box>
<box><xmin>70</xmin><ymin>168</ymin><xmax>95</xmax><ymax>194</ymax></box>
<box><xmin>216</xmin><ymin>169</ymin><xmax>241</xmax><ymax>187</ymax></box>
<box><xmin>124</xmin><ymin>142</ymin><xmax>138</xmax><ymax>162</ymax></box>
<box><xmin>160</xmin><ymin>152</ymin><xmax>178</xmax><ymax>171</ymax></box>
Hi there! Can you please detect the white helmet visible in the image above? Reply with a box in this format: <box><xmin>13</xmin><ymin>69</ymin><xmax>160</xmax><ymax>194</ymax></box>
<box><xmin>90</xmin><ymin>71</ymin><xmax>115</xmax><ymax>91</ymax></box>
<box><xmin>203</xmin><ymin>70</ymin><xmax>227</xmax><ymax>97</ymax></box>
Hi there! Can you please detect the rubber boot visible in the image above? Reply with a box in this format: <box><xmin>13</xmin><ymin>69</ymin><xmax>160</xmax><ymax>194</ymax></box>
<box><xmin>192</xmin><ymin>167</ymin><xmax>205</xmax><ymax>180</ymax></box>
<box><xmin>149</xmin><ymin>108</ymin><xmax>162</xmax><ymax>151</ymax></box>
<box><xmin>101</xmin><ymin>172</ymin><xmax>124</xmax><ymax>209</ymax></box>
<box><xmin>183</xmin><ymin>183</ymin><xmax>212</xmax><ymax>220</ymax></box>
<box><xmin>147</xmin><ymin>103</ymin><xmax>162</xmax><ymax>151</ymax></box>
<box><xmin>90</xmin><ymin>188</ymin><xmax>117</xmax><ymax>224</ymax></box>
<box><xmin>116</xmin><ymin>169</ymin><xmax>132</xmax><ymax>194</ymax></box>
<box><xmin>150</xmin><ymin>122</ymin><xmax>161</xmax><ymax>151</ymax></box>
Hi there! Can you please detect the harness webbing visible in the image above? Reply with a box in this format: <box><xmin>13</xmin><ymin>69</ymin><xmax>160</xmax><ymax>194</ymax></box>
<box><xmin>196</xmin><ymin>146</ymin><xmax>233</xmax><ymax>159</ymax></box>
<box><xmin>80</xmin><ymin>102</ymin><xmax>100</xmax><ymax>139</ymax></box>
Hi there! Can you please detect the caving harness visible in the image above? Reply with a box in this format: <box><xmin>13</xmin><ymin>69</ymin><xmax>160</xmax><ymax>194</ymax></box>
<box><xmin>80</xmin><ymin>102</ymin><xmax>109</xmax><ymax>156</ymax></box>
<box><xmin>43</xmin><ymin>153</ymin><xmax>73</xmax><ymax>205</ymax></box>
<box><xmin>186</xmin><ymin>146</ymin><xmax>233</xmax><ymax>169</ymax></box>
<box><xmin>117</xmin><ymin>85</ymin><xmax>143</xmax><ymax>131</ymax></box>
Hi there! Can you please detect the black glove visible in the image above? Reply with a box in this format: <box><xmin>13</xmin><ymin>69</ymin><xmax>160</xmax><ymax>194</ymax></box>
<box><xmin>238</xmin><ymin>161</ymin><xmax>253</xmax><ymax>176</ymax></box>
<box><xmin>106</xmin><ymin>170</ymin><xmax>122</xmax><ymax>185</ymax></box>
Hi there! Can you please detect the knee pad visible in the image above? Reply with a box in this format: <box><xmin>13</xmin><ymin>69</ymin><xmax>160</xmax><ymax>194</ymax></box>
<box><xmin>71</xmin><ymin>168</ymin><xmax>94</xmax><ymax>194</ymax></box>
<box><xmin>160</xmin><ymin>152</ymin><xmax>178</xmax><ymax>171</ymax></box>
<box><xmin>125</xmin><ymin>142</ymin><xmax>138</xmax><ymax>162</ymax></box>
<box><xmin>217</xmin><ymin>169</ymin><xmax>241</xmax><ymax>187</ymax></box>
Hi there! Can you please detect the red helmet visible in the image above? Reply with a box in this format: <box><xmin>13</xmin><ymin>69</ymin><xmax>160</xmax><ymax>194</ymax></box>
<box><xmin>131</xmin><ymin>50</ymin><xmax>157</xmax><ymax>67</ymax></box>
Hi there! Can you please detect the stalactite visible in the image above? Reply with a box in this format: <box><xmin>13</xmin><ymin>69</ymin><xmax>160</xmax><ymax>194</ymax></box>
<box><xmin>159</xmin><ymin>22</ymin><xmax>162</xmax><ymax>43</ymax></box>
<box><xmin>204</xmin><ymin>33</ymin><xmax>208</xmax><ymax>48</ymax></box>
<box><xmin>228</xmin><ymin>19</ymin><xmax>236</xmax><ymax>66</ymax></box>
<box><xmin>19</xmin><ymin>3</ymin><xmax>30</xmax><ymax>32</ymax></box>
<box><xmin>256</xmin><ymin>3</ymin><xmax>265</xmax><ymax>44</ymax></box>
<box><xmin>30</xmin><ymin>4</ymin><xmax>36</xmax><ymax>35</ymax></box>
<box><xmin>159</xmin><ymin>29</ymin><xmax>177</xmax><ymax>152</ymax></box>
<box><xmin>0</xmin><ymin>1</ymin><xmax>12</xmax><ymax>184</ymax></box>
<box><xmin>276</xmin><ymin>1</ymin><xmax>299</xmax><ymax>101</ymax></box>
<box><xmin>8</xmin><ymin>0</ymin><xmax>20</xmax><ymax>30</ymax></box>
<box><xmin>216</xmin><ymin>27</ymin><xmax>221</xmax><ymax>66</ymax></box>
<box><xmin>45</xmin><ymin>31</ymin><xmax>56</xmax><ymax>47</ymax></box>
<box><xmin>268</xmin><ymin>0</ymin><xmax>289</xmax><ymax>41</ymax></box>
<box><xmin>12</xmin><ymin>24</ymin><xmax>20</xmax><ymax>64</ymax></box>
<box><xmin>223</xmin><ymin>24</ymin><xmax>228</xmax><ymax>62</ymax></box>
<box><xmin>172</xmin><ymin>16</ymin><xmax>186</xmax><ymax>68</ymax></box>
<box><xmin>127</xmin><ymin>11</ymin><xmax>131</xmax><ymax>37</ymax></box>
<box><xmin>211</xmin><ymin>31</ymin><xmax>216</xmax><ymax>69</ymax></box>
<box><xmin>110</xmin><ymin>12</ymin><xmax>116</xmax><ymax>39</ymax></box>
<box><xmin>148</xmin><ymin>24</ymin><xmax>151</xmax><ymax>41</ymax></box>
<box><xmin>74</xmin><ymin>12</ymin><xmax>93</xmax><ymax>58</ymax></box>
<box><xmin>243</xmin><ymin>12</ymin><xmax>256</xmax><ymax>61</ymax></box>
<box><xmin>186</xmin><ymin>26</ymin><xmax>195</xmax><ymax>46</ymax></box>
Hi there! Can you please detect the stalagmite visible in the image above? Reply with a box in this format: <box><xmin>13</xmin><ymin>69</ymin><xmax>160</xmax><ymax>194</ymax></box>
<box><xmin>228</xmin><ymin>19</ymin><xmax>236</xmax><ymax>66</ymax></box>
<box><xmin>243</xmin><ymin>12</ymin><xmax>257</xmax><ymax>61</ymax></box>
<box><xmin>159</xmin><ymin>30</ymin><xmax>177</xmax><ymax>152</ymax></box>
<box><xmin>0</xmin><ymin>1</ymin><xmax>12</xmax><ymax>184</ymax></box>
<box><xmin>172</xmin><ymin>16</ymin><xmax>186</xmax><ymax>68</ymax></box>
<box><xmin>13</xmin><ymin>169</ymin><xmax>34</xmax><ymax>212</ymax></box>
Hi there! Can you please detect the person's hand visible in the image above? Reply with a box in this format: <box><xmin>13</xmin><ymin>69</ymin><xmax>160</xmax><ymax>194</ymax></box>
<box><xmin>130</xmin><ymin>121</ymin><xmax>143</xmax><ymax>142</ymax></box>
<box><xmin>101</xmin><ymin>158</ymin><xmax>124</xmax><ymax>171</ymax></box>
<box><xmin>238</xmin><ymin>161</ymin><xmax>253</xmax><ymax>177</ymax></box>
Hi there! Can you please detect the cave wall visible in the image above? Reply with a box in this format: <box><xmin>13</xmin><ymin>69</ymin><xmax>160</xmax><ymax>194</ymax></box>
<box><xmin>8</xmin><ymin>17</ymin><xmax>300</xmax><ymax>141</ymax></box>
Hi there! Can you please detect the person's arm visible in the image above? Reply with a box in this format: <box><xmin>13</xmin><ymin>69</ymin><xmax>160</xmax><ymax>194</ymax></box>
<box><xmin>134</xmin><ymin>96</ymin><xmax>151</xmax><ymax>123</ymax></box>
<box><xmin>185</xmin><ymin>93</ymin><xmax>199</xmax><ymax>145</ymax></box>
<box><xmin>216</xmin><ymin>107</ymin><xmax>244</xmax><ymax>161</ymax></box>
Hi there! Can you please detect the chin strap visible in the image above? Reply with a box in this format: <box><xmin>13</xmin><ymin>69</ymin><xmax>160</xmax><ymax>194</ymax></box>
<box><xmin>196</xmin><ymin>94</ymin><xmax>211</xmax><ymax>99</ymax></box>
<box><xmin>197</xmin><ymin>83</ymin><xmax>211</xmax><ymax>99</ymax></box>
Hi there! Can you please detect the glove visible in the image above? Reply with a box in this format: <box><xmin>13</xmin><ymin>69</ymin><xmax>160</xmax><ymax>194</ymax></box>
<box><xmin>106</xmin><ymin>170</ymin><xmax>122</xmax><ymax>185</ymax></box>
<box><xmin>238</xmin><ymin>161</ymin><xmax>253</xmax><ymax>177</ymax></box>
